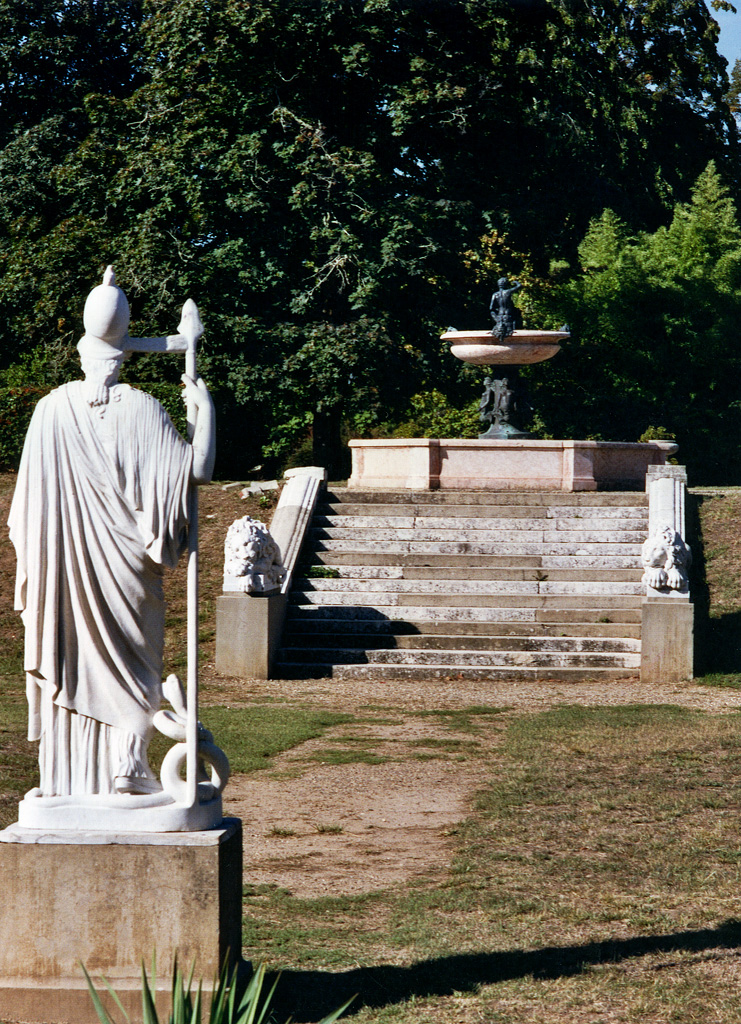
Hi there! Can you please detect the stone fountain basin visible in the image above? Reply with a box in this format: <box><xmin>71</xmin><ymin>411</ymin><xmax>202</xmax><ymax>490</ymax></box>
<box><xmin>442</xmin><ymin>329</ymin><xmax>569</xmax><ymax>365</ymax></box>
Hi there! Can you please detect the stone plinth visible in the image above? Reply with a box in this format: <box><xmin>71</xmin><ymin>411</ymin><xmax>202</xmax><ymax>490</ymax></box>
<box><xmin>216</xmin><ymin>591</ymin><xmax>287</xmax><ymax>679</ymax></box>
<box><xmin>640</xmin><ymin>598</ymin><xmax>694</xmax><ymax>683</ymax></box>
<box><xmin>0</xmin><ymin>819</ymin><xmax>243</xmax><ymax>1024</ymax></box>
<box><xmin>348</xmin><ymin>439</ymin><xmax>677</xmax><ymax>491</ymax></box>
<box><xmin>215</xmin><ymin>466</ymin><xmax>326</xmax><ymax>680</ymax></box>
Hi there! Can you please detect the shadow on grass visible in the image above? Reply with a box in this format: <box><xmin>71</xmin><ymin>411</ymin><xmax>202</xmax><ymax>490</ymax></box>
<box><xmin>687</xmin><ymin>493</ymin><xmax>741</xmax><ymax>679</ymax></box>
<box><xmin>697</xmin><ymin>611</ymin><xmax>741</xmax><ymax>678</ymax></box>
<box><xmin>266</xmin><ymin>919</ymin><xmax>741</xmax><ymax>1019</ymax></box>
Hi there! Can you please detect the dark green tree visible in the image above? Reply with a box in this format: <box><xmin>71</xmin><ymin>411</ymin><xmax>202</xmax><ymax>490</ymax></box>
<box><xmin>724</xmin><ymin>56</ymin><xmax>741</xmax><ymax>116</ymax></box>
<box><xmin>523</xmin><ymin>162</ymin><xmax>741</xmax><ymax>482</ymax></box>
<box><xmin>0</xmin><ymin>0</ymin><xmax>143</xmax><ymax>356</ymax></box>
<box><xmin>0</xmin><ymin>0</ymin><xmax>737</xmax><ymax>474</ymax></box>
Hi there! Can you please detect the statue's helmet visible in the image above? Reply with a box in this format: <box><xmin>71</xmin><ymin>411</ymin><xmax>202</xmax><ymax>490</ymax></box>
<box><xmin>79</xmin><ymin>266</ymin><xmax>130</xmax><ymax>357</ymax></box>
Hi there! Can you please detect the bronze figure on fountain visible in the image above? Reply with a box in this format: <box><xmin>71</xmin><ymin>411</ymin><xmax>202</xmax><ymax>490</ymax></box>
<box><xmin>489</xmin><ymin>278</ymin><xmax>522</xmax><ymax>341</ymax></box>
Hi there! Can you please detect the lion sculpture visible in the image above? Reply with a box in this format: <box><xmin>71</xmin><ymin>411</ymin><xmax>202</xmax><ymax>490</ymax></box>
<box><xmin>223</xmin><ymin>516</ymin><xmax>286</xmax><ymax>593</ymax></box>
<box><xmin>641</xmin><ymin>524</ymin><xmax>691</xmax><ymax>591</ymax></box>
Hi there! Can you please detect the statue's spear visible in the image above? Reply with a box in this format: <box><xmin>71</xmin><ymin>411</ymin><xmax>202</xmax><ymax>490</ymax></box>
<box><xmin>177</xmin><ymin>298</ymin><xmax>204</xmax><ymax>807</ymax></box>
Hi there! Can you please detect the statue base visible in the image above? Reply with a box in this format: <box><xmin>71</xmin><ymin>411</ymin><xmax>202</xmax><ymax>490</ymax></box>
<box><xmin>478</xmin><ymin>423</ymin><xmax>531</xmax><ymax>440</ymax></box>
<box><xmin>0</xmin><ymin>818</ymin><xmax>244</xmax><ymax>1024</ymax></box>
<box><xmin>17</xmin><ymin>789</ymin><xmax>224</xmax><ymax>832</ymax></box>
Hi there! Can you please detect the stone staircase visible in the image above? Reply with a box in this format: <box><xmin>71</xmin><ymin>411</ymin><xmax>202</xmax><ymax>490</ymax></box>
<box><xmin>274</xmin><ymin>489</ymin><xmax>648</xmax><ymax>681</ymax></box>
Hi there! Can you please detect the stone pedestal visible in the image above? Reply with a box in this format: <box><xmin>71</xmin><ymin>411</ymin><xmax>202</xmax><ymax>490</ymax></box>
<box><xmin>640</xmin><ymin>598</ymin><xmax>694</xmax><ymax>683</ymax></box>
<box><xmin>216</xmin><ymin>592</ymin><xmax>287</xmax><ymax>679</ymax></box>
<box><xmin>0</xmin><ymin>818</ymin><xmax>243</xmax><ymax>1024</ymax></box>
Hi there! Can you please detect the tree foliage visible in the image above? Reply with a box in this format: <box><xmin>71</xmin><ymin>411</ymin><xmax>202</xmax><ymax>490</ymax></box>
<box><xmin>0</xmin><ymin>0</ymin><xmax>736</xmax><ymax>475</ymax></box>
<box><xmin>523</xmin><ymin>162</ymin><xmax>741</xmax><ymax>482</ymax></box>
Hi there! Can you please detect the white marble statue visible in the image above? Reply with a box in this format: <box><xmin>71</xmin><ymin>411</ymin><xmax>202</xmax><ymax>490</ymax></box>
<box><xmin>223</xmin><ymin>516</ymin><xmax>286</xmax><ymax>593</ymax></box>
<box><xmin>641</xmin><ymin>524</ymin><xmax>691</xmax><ymax>592</ymax></box>
<box><xmin>8</xmin><ymin>268</ymin><xmax>227</xmax><ymax>830</ymax></box>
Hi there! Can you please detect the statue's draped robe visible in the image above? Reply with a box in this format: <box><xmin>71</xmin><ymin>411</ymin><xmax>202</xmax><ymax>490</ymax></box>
<box><xmin>8</xmin><ymin>381</ymin><xmax>192</xmax><ymax>795</ymax></box>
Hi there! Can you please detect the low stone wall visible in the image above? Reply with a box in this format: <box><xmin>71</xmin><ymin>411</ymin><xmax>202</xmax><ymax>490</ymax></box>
<box><xmin>348</xmin><ymin>438</ymin><xmax>677</xmax><ymax>491</ymax></box>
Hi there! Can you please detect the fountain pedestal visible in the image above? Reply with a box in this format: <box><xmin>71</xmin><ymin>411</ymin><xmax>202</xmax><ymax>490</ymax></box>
<box><xmin>348</xmin><ymin>321</ymin><xmax>677</xmax><ymax>491</ymax></box>
<box><xmin>348</xmin><ymin>437</ymin><xmax>677</xmax><ymax>491</ymax></box>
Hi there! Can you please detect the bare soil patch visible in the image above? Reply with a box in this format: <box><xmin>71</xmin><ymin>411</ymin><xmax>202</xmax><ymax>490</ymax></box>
<box><xmin>221</xmin><ymin>675</ymin><xmax>741</xmax><ymax>900</ymax></box>
<box><xmin>230</xmin><ymin>757</ymin><xmax>476</xmax><ymax>897</ymax></box>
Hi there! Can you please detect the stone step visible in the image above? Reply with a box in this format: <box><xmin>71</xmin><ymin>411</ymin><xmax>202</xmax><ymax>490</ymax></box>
<box><xmin>298</xmin><ymin>565</ymin><xmax>643</xmax><ymax>582</ymax></box>
<box><xmin>313</xmin><ymin>515</ymin><xmax>647</xmax><ymax>532</ymax></box>
<box><xmin>281</xmin><ymin>634</ymin><xmax>640</xmax><ymax>653</ymax></box>
<box><xmin>310</xmin><ymin>540</ymin><xmax>643</xmax><ymax>556</ymax></box>
<box><xmin>278</xmin><ymin>657</ymin><xmax>636</xmax><ymax>680</ymax></box>
<box><xmin>278</xmin><ymin>647</ymin><xmax>641</xmax><ymax>669</ymax></box>
<box><xmin>326</xmin><ymin>489</ymin><xmax>648</xmax><ymax>507</ymax></box>
<box><xmin>293</xmin><ymin>578</ymin><xmax>643</xmax><ymax>597</ymax></box>
<box><xmin>289</xmin><ymin>602</ymin><xmax>641</xmax><ymax>621</ymax></box>
<box><xmin>290</xmin><ymin>585</ymin><xmax>643</xmax><ymax>604</ymax></box>
<box><xmin>273</xmin><ymin>663</ymin><xmax>640</xmax><ymax>681</ymax></box>
<box><xmin>320</xmin><ymin>503</ymin><xmax>648</xmax><ymax>520</ymax></box>
<box><xmin>309</xmin><ymin>527</ymin><xmax>646</xmax><ymax>544</ymax></box>
<box><xmin>275</xmin><ymin>485</ymin><xmax>648</xmax><ymax>683</ymax></box>
<box><xmin>304</xmin><ymin>551</ymin><xmax>642</xmax><ymax>569</ymax></box>
<box><xmin>283</xmin><ymin>617</ymin><xmax>642</xmax><ymax>638</ymax></box>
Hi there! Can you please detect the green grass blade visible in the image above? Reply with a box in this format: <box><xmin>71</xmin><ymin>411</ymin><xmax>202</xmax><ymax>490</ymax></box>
<box><xmin>208</xmin><ymin>957</ymin><xmax>231</xmax><ymax>1024</ymax></box>
<box><xmin>188</xmin><ymin>980</ymin><xmax>203</xmax><ymax>1024</ymax></box>
<box><xmin>100</xmin><ymin>975</ymin><xmax>133</xmax><ymax>1024</ymax></box>
<box><xmin>234</xmin><ymin>963</ymin><xmax>266</xmax><ymax>1024</ymax></box>
<box><xmin>226</xmin><ymin>963</ymin><xmax>239</xmax><ymax>1023</ymax></box>
<box><xmin>141</xmin><ymin>961</ymin><xmax>159</xmax><ymax>1024</ymax></box>
<box><xmin>252</xmin><ymin>971</ymin><xmax>280</xmax><ymax>1024</ymax></box>
<box><xmin>80</xmin><ymin>963</ymin><xmax>117</xmax><ymax>1024</ymax></box>
<box><xmin>182</xmin><ymin>961</ymin><xmax>197</xmax><ymax>1021</ymax></box>
<box><xmin>172</xmin><ymin>958</ymin><xmax>187</xmax><ymax>1024</ymax></box>
<box><xmin>316</xmin><ymin>995</ymin><xmax>356</xmax><ymax>1024</ymax></box>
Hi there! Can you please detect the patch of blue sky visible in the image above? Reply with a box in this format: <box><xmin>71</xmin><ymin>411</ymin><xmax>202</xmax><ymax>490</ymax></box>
<box><xmin>710</xmin><ymin>5</ymin><xmax>741</xmax><ymax>68</ymax></box>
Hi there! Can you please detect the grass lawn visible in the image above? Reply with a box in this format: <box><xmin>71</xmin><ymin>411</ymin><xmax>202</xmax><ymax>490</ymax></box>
<box><xmin>1</xmin><ymin>479</ymin><xmax>741</xmax><ymax>1022</ymax></box>
<box><xmin>250</xmin><ymin>701</ymin><xmax>741</xmax><ymax>1024</ymax></box>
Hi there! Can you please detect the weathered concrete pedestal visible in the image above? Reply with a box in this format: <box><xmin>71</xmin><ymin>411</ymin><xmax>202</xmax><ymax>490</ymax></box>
<box><xmin>215</xmin><ymin>466</ymin><xmax>327</xmax><ymax>680</ymax></box>
<box><xmin>640</xmin><ymin>598</ymin><xmax>694</xmax><ymax>684</ymax></box>
<box><xmin>639</xmin><ymin>465</ymin><xmax>694</xmax><ymax>683</ymax></box>
<box><xmin>0</xmin><ymin>818</ymin><xmax>243</xmax><ymax>1024</ymax></box>
<box><xmin>216</xmin><ymin>592</ymin><xmax>287</xmax><ymax>679</ymax></box>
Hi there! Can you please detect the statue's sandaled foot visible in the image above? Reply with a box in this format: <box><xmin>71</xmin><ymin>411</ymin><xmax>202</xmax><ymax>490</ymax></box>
<box><xmin>114</xmin><ymin>774</ymin><xmax>163</xmax><ymax>795</ymax></box>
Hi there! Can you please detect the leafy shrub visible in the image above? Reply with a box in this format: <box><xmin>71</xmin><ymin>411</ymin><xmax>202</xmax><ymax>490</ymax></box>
<box><xmin>82</xmin><ymin>958</ymin><xmax>351</xmax><ymax>1024</ymax></box>
<box><xmin>0</xmin><ymin>385</ymin><xmax>52</xmax><ymax>470</ymax></box>
<box><xmin>391</xmin><ymin>389</ymin><xmax>480</xmax><ymax>439</ymax></box>
<box><xmin>638</xmin><ymin>425</ymin><xmax>676</xmax><ymax>443</ymax></box>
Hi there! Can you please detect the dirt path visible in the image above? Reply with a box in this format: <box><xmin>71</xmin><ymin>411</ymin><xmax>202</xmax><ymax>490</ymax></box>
<box><xmin>208</xmin><ymin>673</ymin><xmax>741</xmax><ymax>715</ymax></box>
<box><xmin>219</xmin><ymin>675</ymin><xmax>741</xmax><ymax>899</ymax></box>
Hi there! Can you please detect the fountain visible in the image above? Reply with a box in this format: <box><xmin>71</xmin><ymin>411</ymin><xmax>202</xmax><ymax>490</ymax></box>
<box><xmin>348</xmin><ymin>281</ymin><xmax>677</xmax><ymax>491</ymax></box>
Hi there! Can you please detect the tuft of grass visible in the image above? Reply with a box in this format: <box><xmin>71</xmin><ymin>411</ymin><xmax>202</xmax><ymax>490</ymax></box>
<box><xmin>269</xmin><ymin>826</ymin><xmax>297</xmax><ymax>838</ymax></box>
<box><xmin>200</xmin><ymin>707</ymin><xmax>353</xmax><ymax>774</ymax></box>
<box><xmin>415</xmin><ymin>705</ymin><xmax>508</xmax><ymax>735</ymax></box>
<box><xmin>302</xmin><ymin>565</ymin><xmax>342</xmax><ymax>579</ymax></box>
<box><xmin>696</xmin><ymin>673</ymin><xmax>741</xmax><ymax>689</ymax></box>
<box><xmin>314</xmin><ymin>823</ymin><xmax>343</xmax><ymax>835</ymax></box>
<box><xmin>307</xmin><ymin>748</ymin><xmax>390</xmax><ymax>766</ymax></box>
<box><xmin>409</xmin><ymin>738</ymin><xmax>480</xmax><ymax>752</ymax></box>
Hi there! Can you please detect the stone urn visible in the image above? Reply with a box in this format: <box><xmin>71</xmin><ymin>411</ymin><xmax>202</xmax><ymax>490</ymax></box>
<box><xmin>441</xmin><ymin>328</ymin><xmax>569</xmax><ymax>439</ymax></box>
